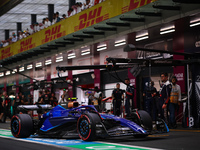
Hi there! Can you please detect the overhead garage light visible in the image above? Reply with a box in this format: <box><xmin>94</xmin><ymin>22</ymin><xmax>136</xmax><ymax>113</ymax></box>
<box><xmin>36</xmin><ymin>62</ymin><xmax>42</xmax><ymax>68</ymax></box>
<box><xmin>115</xmin><ymin>39</ymin><xmax>126</xmax><ymax>47</ymax></box>
<box><xmin>27</xmin><ymin>64</ymin><xmax>33</xmax><ymax>70</ymax></box>
<box><xmin>56</xmin><ymin>56</ymin><xmax>63</xmax><ymax>62</ymax></box>
<box><xmin>5</xmin><ymin>71</ymin><xmax>10</xmax><ymax>76</ymax></box>
<box><xmin>190</xmin><ymin>18</ymin><xmax>200</xmax><ymax>27</ymax></box>
<box><xmin>68</xmin><ymin>53</ymin><xmax>76</xmax><ymax>59</ymax></box>
<box><xmin>19</xmin><ymin>66</ymin><xmax>24</xmax><ymax>72</ymax></box>
<box><xmin>12</xmin><ymin>69</ymin><xmax>17</xmax><ymax>74</ymax></box>
<box><xmin>160</xmin><ymin>25</ymin><xmax>175</xmax><ymax>34</ymax></box>
<box><xmin>136</xmin><ymin>31</ymin><xmax>149</xmax><ymax>41</ymax></box>
<box><xmin>45</xmin><ymin>59</ymin><xmax>52</xmax><ymax>65</ymax></box>
<box><xmin>97</xmin><ymin>43</ymin><xmax>107</xmax><ymax>51</ymax></box>
<box><xmin>0</xmin><ymin>72</ymin><xmax>4</xmax><ymax>77</ymax></box>
<box><xmin>81</xmin><ymin>49</ymin><xmax>90</xmax><ymax>56</ymax></box>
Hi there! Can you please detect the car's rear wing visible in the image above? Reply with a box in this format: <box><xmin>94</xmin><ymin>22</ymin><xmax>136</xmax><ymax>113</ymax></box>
<box><xmin>17</xmin><ymin>104</ymin><xmax>52</xmax><ymax>111</ymax></box>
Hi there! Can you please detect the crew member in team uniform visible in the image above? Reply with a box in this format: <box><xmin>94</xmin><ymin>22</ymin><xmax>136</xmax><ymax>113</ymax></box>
<box><xmin>143</xmin><ymin>81</ymin><xmax>157</xmax><ymax>120</ymax></box>
<box><xmin>13</xmin><ymin>92</ymin><xmax>24</xmax><ymax>114</ymax></box>
<box><xmin>43</xmin><ymin>90</ymin><xmax>50</xmax><ymax>104</ymax></box>
<box><xmin>94</xmin><ymin>86</ymin><xmax>102</xmax><ymax>112</ymax></box>
<box><xmin>2</xmin><ymin>92</ymin><xmax>11</xmax><ymax>123</ymax></box>
<box><xmin>125</xmin><ymin>78</ymin><xmax>134</xmax><ymax>117</ymax></box>
<box><xmin>112</xmin><ymin>83</ymin><xmax>124</xmax><ymax>116</ymax></box>
<box><xmin>0</xmin><ymin>93</ymin><xmax>4</xmax><ymax>122</ymax></box>
<box><xmin>159</xmin><ymin>72</ymin><xmax>172</xmax><ymax>122</ymax></box>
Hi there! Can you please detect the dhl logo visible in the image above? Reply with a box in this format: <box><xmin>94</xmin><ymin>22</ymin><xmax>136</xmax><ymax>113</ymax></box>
<box><xmin>18</xmin><ymin>37</ymin><xmax>35</xmax><ymax>53</ymax></box>
<box><xmin>75</xmin><ymin>6</ymin><xmax>109</xmax><ymax>31</ymax></box>
<box><xmin>42</xmin><ymin>24</ymin><xmax>65</xmax><ymax>44</ymax></box>
<box><xmin>1</xmin><ymin>47</ymin><xmax>13</xmax><ymax>59</ymax></box>
<box><xmin>122</xmin><ymin>0</ymin><xmax>154</xmax><ymax>13</ymax></box>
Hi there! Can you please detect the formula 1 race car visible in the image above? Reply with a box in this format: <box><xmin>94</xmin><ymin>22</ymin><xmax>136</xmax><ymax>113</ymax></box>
<box><xmin>11</xmin><ymin>102</ymin><xmax>169</xmax><ymax>141</ymax></box>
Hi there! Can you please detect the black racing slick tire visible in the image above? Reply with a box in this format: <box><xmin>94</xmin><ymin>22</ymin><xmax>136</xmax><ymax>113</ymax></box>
<box><xmin>77</xmin><ymin>113</ymin><xmax>101</xmax><ymax>141</ymax></box>
<box><xmin>132</xmin><ymin>110</ymin><xmax>152</xmax><ymax>138</ymax></box>
<box><xmin>137</xmin><ymin>110</ymin><xmax>152</xmax><ymax>131</ymax></box>
<box><xmin>11</xmin><ymin>114</ymin><xmax>33</xmax><ymax>138</ymax></box>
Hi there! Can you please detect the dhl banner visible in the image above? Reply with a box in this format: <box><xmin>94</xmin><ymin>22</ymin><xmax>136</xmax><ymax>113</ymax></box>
<box><xmin>0</xmin><ymin>0</ymin><xmax>156</xmax><ymax>61</ymax></box>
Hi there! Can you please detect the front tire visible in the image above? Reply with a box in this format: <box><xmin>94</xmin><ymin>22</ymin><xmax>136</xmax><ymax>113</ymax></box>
<box><xmin>11</xmin><ymin>114</ymin><xmax>33</xmax><ymax>138</ymax></box>
<box><xmin>77</xmin><ymin>113</ymin><xmax>101</xmax><ymax>141</ymax></box>
<box><xmin>131</xmin><ymin>110</ymin><xmax>152</xmax><ymax>138</ymax></box>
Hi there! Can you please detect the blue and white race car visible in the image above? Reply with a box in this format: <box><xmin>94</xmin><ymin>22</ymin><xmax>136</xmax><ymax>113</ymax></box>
<box><xmin>11</xmin><ymin>102</ymin><xmax>169</xmax><ymax>141</ymax></box>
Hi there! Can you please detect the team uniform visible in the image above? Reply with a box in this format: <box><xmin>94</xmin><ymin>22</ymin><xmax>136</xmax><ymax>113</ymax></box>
<box><xmin>94</xmin><ymin>91</ymin><xmax>102</xmax><ymax>112</ymax></box>
<box><xmin>158</xmin><ymin>81</ymin><xmax>172</xmax><ymax>121</ymax></box>
<box><xmin>43</xmin><ymin>94</ymin><xmax>50</xmax><ymax>104</ymax></box>
<box><xmin>125</xmin><ymin>84</ymin><xmax>134</xmax><ymax>117</ymax></box>
<box><xmin>143</xmin><ymin>85</ymin><xmax>157</xmax><ymax>120</ymax></box>
<box><xmin>3</xmin><ymin>96</ymin><xmax>11</xmax><ymax>122</ymax></box>
<box><xmin>112</xmin><ymin>88</ymin><xmax>124</xmax><ymax>116</ymax></box>
<box><xmin>169</xmin><ymin>84</ymin><xmax>181</xmax><ymax>128</ymax></box>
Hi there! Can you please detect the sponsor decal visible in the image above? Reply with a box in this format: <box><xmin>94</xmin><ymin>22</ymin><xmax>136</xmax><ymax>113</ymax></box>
<box><xmin>42</xmin><ymin>24</ymin><xmax>65</xmax><ymax>44</ymax></box>
<box><xmin>18</xmin><ymin>37</ymin><xmax>36</xmax><ymax>53</ymax></box>
<box><xmin>1</xmin><ymin>47</ymin><xmax>13</xmax><ymax>59</ymax></box>
<box><xmin>122</xmin><ymin>0</ymin><xmax>154</xmax><ymax>13</ymax></box>
<box><xmin>175</xmin><ymin>73</ymin><xmax>184</xmax><ymax>81</ymax></box>
<box><xmin>75</xmin><ymin>6</ymin><xmax>109</xmax><ymax>31</ymax></box>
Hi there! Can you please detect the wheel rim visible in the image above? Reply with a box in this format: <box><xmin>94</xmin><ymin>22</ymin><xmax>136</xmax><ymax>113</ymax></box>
<box><xmin>12</xmin><ymin>119</ymin><xmax>19</xmax><ymax>133</ymax></box>
<box><xmin>79</xmin><ymin>119</ymin><xmax>89</xmax><ymax>137</ymax></box>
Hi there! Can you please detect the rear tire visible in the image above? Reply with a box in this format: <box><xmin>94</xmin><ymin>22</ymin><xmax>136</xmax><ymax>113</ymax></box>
<box><xmin>11</xmin><ymin>114</ymin><xmax>33</xmax><ymax>138</ymax></box>
<box><xmin>77</xmin><ymin>113</ymin><xmax>101</xmax><ymax>141</ymax></box>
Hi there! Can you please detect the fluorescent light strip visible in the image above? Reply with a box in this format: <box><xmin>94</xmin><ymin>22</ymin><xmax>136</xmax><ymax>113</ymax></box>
<box><xmin>97</xmin><ymin>44</ymin><xmax>106</xmax><ymax>48</ymax></box>
<box><xmin>68</xmin><ymin>53</ymin><xmax>75</xmax><ymax>56</ymax></box>
<box><xmin>27</xmin><ymin>65</ymin><xmax>33</xmax><ymax>70</ymax></box>
<box><xmin>6</xmin><ymin>71</ymin><xmax>10</xmax><ymax>75</ymax></box>
<box><xmin>115</xmin><ymin>39</ymin><xmax>126</xmax><ymax>43</ymax></box>
<box><xmin>115</xmin><ymin>41</ymin><xmax>126</xmax><ymax>47</ymax></box>
<box><xmin>68</xmin><ymin>55</ymin><xmax>76</xmax><ymax>59</ymax></box>
<box><xmin>190</xmin><ymin>22</ymin><xmax>200</xmax><ymax>27</ymax></box>
<box><xmin>45</xmin><ymin>60</ymin><xmax>52</xmax><ymax>65</ymax></box>
<box><xmin>12</xmin><ymin>69</ymin><xmax>17</xmax><ymax>74</ymax></box>
<box><xmin>97</xmin><ymin>46</ymin><xmax>107</xmax><ymax>51</ymax></box>
<box><xmin>45</xmin><ymin>60</ymin><xmax>51</xmax><ymax>63</ymax></box>
<box><xmin>136</xmin><ymin>33</ymin><xmax>148</xmax><ymax>38</ymax></box>
<box><xmin>81</xmin><ymin>49</ymin><xmax>90</xmax><ymax>53</ymax></box>
<box><xmin>81</xmin><ymin>52</ymin><xmax>90</xmax><ymax>56</ymax></box>
<box><xmin>45</xmin><ymin>62</ymin><xmax>52</xmax><ymax>65</ymax></box>
<box><xmin>56</xmin><ymin>56</ymin><xmax>63</xmax><ymax>62</ymax></box>
<box><xmin>160</xmin><ymin>25</ymin><xmax>175</xmax><ymax>31</ymax></box>
<box><xmin>160</xmin><ymin>29</ymin><xmax>175</xmax><ymax>35</ymax></box>
<box><xmin>56</xmin><ymin>59</ymin><xmax>63</xmax><ymax>62</ymax></box>
<box><xmin>19</xmin><ymin>67</ymin><xmax>24</xmax><ymax>72</ymax></box>
<box><xmin>0</xmin><ymin>73</ymin><xmax>4</xmax><ymax>77</ymax></box>
<box><xmin>36</xmin><ymin>62</ymin><xmax>42</xmax><ymax>68</ymax></box>
<box><xmin>136</xmin><ymin>36</ymin><xmax>149</xmax><ymax>41</ymax></box>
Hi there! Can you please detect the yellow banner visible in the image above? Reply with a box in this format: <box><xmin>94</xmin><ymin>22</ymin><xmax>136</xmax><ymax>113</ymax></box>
<box><xmin>0</xmin><ymin>0</ymin><xmax>156</xmax><ymax>60</ymax></box>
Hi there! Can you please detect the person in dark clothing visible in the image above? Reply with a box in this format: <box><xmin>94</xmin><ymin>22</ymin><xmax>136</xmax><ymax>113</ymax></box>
<box><xmin>0</xmin><ymin>93</ymin><xmax>4</xmax><ymax>122</ymax></box>
<box><xmin>50</xmin><ymin>92</ymin><xmax>58</xmax><ymax>107</ymax></box>
<box><xmin>112</xmin><ymin>83</ymin><xmax>124</xmax><ymax>116</ymax></box>
<box><xmin>42</xmin><ymin>90</ymin><xmax>50</xmax><ymax>104</ymax></box>
<box><xmin>125</xmin><ymin>78</ymin><xmax>134</xmax><ymax>117</ymax></box>
<box><xmin>37</xmin><ymin>91</ymin><xmax>44</xmax><ymax>104</ymax></box>
<box><xmin>27</xmin><ymin>94</ymin><xmax>33</xmax><ymax>105</ymax></box>
<box><xmin>2</xmin><ymin>92</ymin><xmax>11</xmax><ymax>123</ymax></box>
<box><xmin>13</xmin><ymin>92</ymin><xmax>24</xmax><ymax>115</ymax></box>
<box><xmin>158</xmin><ymin>73</ymin><xmax>172</xmax><ymax>122</ymax></box>
<box><xmin>143</xmin><ymin>81</ymin><xmax>157</xmax><ymax>120</ymax></box>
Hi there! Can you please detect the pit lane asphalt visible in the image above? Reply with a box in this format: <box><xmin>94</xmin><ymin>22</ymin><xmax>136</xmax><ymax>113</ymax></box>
<box><xmin>0</xmin><ymin>121</ymin><xmax>200</xmax><ymax>150</ymax></box>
